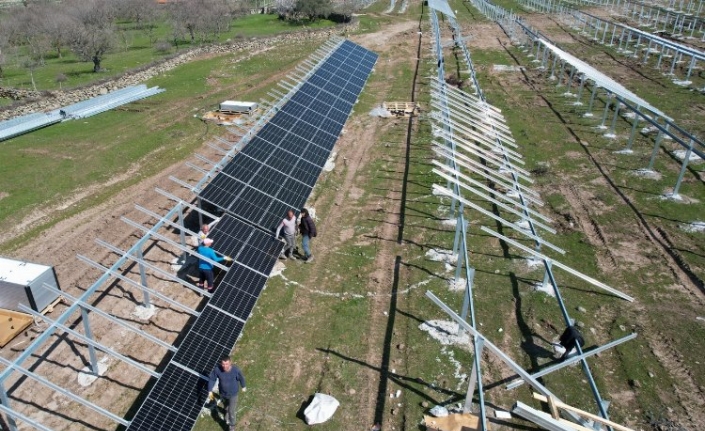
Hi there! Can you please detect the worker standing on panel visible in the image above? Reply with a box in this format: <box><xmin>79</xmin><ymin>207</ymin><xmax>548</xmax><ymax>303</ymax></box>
<box><xmin>208</xmin><ymin>355</ymin><xmax>247</xmax><ymax>431</ymax></box>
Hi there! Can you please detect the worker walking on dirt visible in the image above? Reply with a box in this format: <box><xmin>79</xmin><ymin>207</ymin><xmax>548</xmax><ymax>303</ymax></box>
<box><xmin>275</xmin><ymin>209</ymin><xmax>297</xmax><ymax>259</ymax></box>
<box><xmin>197</xmin><ymin>238</ymin><xmax>229</xmax><ymax>292</ymax></box>
<box><xmin>299</xmin><ymin>208</ymin><xmax>317</xmax><ymax>263</ymax></box>
<box><xmin>207</xmin><ymin>355</ymin><xmax>246</xmax><ymax>431</ymax></box>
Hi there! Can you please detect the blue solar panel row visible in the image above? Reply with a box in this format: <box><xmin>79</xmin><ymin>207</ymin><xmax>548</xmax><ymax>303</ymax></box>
<box><xmin>127</xmin><ymin>364</ymin><xmax>208</xmax><ymax>431</ymax></box>
<box><xmin>128</xmin><ymin>39</ymin><xmax>377</xmax><ymax>431</ymax></box>
<box><xmin>199</xmin><ymin>40</ymin><xmax>378</xmax><ymax>231</ymax></box>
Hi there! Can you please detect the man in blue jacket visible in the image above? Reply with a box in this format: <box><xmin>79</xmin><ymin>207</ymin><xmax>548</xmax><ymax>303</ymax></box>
<box><xmin>197</xmin><ymin>238</ymin><xmax>228</xmax><ymax>292</ymax></box>
<box><xmin>208</xmin><ymin>355</ymin><xmax>247</xmax><ymax>431</ymax></box>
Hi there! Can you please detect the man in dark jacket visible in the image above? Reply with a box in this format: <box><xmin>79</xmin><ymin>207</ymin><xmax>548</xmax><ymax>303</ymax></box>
<box><xmin>299</xmin><ymin>208</ymin><xmax>317</xmax><ymax>263</ymax></box>
<box><xmin>208</xmin><ymin>355</ymin><xmax>246</xmax><ymax>431</ymax></box>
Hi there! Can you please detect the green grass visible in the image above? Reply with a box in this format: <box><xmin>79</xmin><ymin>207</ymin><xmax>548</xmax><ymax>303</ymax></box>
<box><xmin>229</xmin><ymin>13</ymin><xmax>336</xmax><ymax>37</ymax></box>
<box><xmin>0</xmin><ymin>14</ymin><xmax>337</xmax><ymax>93</ymax></box>
<box><xmin>0</xmin><ymin>39</ymin><xmax>321</xmax><ymax>252</ymax></box>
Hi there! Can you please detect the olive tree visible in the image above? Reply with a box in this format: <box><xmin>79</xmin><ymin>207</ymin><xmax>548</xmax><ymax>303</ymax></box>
<box><xmin>169</xmin><ymin>0</ymin><xmax>232</xmax><ymax>44</ymax></box>
<box><xmin>64</xmin><ymin>0</ymin><xmax>117</xmax><ymax>72</ymax></box>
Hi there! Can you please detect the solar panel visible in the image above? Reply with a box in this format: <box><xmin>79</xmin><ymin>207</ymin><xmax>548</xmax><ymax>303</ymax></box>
<box><xmin>172</xmin><ymin>331</ymin><xmax>227</xmax><ymax>375</ymax></box>
<box><xmin>128</xmin><ymin>365</ymin><xmax>208</xmax><ymax>431</ymax></box>
<box><xmin>128</xmin><ymin>399</ymin><xmax>195</xmax><ymax>431</ymax></box>
<box><xmin>128</xmin><ymin>40</ymin><xmax>378</xmax><ymax>431</ymax></box>
<box><xmin>191</xmin><ymin>306</ymin><xmax>245</xmax><ymax>347</ymax></box>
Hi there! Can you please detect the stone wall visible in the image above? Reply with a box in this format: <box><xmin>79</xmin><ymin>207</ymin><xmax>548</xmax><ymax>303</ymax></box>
<box><xmin>0</xmin><ymin>21</ymin><xmax>358</xmax><ymax>121</ymax></box>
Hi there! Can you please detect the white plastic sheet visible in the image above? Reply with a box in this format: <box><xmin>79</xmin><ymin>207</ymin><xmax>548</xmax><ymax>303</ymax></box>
<box><xmin>304</xmin><ymin>393</ymin><xmax>340</xmax><ymax>425</ymax></box>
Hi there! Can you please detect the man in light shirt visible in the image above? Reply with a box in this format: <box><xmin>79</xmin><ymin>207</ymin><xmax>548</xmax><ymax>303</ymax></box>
<box><xmin>275</xmin><ymin>209</ymin><xmax>297</xmax><ymax>259</ymax></box>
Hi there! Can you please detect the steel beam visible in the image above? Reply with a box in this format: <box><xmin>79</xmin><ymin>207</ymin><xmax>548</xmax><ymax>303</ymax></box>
<box><xmin>506</xmin><ymin>333</ymin><xmax>638</xmax><ymax>389</ymax></box>
<box><xmin>77</xmin><ymin>255</ymin><xmax>200</xmax><ymax>316</ymax></box>
<box><xmin>41</xmin><ymin>283</ymin><xmax>176</xmax><ymax>353</ymax></box>
<box><xmin>19</xmin><ymin>305</ymin><xmax>160</xmax><ymax>379</ymax></box>
<box><xmin>0</xmin><ymin>358</ymin><xmax>130</xmax><ymax>427</ymax></box>
<box><xmin>480</xmin><ymin>226</ymin><xmax>634</xmax><ymax>301</ymax></box>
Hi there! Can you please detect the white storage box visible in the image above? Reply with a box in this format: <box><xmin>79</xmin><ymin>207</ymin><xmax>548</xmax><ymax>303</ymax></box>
<box><xmin>0</xmin><ymin>257</ymin><xmax>61</xmax><ymax>313</ymax></box>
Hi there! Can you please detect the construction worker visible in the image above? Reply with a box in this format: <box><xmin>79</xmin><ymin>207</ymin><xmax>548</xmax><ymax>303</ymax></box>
<box><xmin>298</xmin><ymin>208</ymin><xmax>317</xmax><ymax>263</ymax></box>
<box><xmin>275</xmin><ymin>209</ymin><xmax>297</xmax><ymax>259</ymax></box>
<box><xmin>197</xmin><ymin>238</ymin><xmax>228</xmax><ymax>292</ymax></box>
<box><xmin>195</xmin><ymin>223</ymin><xmax>210</xmax><ymax>246</ymax></box>
<box><xmin>207</xmin><ymin>355</ymin><xmax>246</xmax><ymax>431</ymax></box>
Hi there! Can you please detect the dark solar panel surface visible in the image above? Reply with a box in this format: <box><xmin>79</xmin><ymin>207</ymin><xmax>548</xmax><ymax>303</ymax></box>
<box><xmin>128</xmin><ymin>365</ymin><xmax>208</xmax><ymax>431</ymax></box>
<box><xmin>210</xmin><ymin>215</ymin><xmax>284</xmax><ymax>276</ymax></box>
<box><xmin>128</xmin><ymin>40</ymin><xmax>377</xmax><ymax>431</ymax></box>
<box><xmin>199</xmin><ymin>40</ymin><xmax>378</xmax><ymax>230</ymax></box>
<box><xmin>170</xmin><ymin>307</ymin><xmax>248</xmax><ymax>375</ymax></box>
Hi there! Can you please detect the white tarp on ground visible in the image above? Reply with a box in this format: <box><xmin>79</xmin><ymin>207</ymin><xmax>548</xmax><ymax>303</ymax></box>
<box><xmin>304</xmin><ymin>393</ymin><xmax>340</xmax><ymax>425</ymax></box>
<box><xmin>428</xmin><ymin>0</ymin><xmax>455</xmax><ymax>18</ymax></box>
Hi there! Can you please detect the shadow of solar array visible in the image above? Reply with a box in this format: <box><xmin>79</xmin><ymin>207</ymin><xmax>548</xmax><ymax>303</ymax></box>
<box><xmin>126</xmin><ymin>40</ymin><xmax>378</xmax><ymax>431</ymax></box>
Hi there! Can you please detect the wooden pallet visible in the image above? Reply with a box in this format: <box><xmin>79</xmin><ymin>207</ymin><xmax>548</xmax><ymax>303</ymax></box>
<box><xmin>41</xmin><ymin>295</ymin><xmax>64</xmax><ymax>315</ymax></box>
<box><xmin>0</xmin><ymin>309</ymin><xmax>33</xmax><ymax>348</ymax></box>
<box><xmin>382</xmin><ymin>101</ymin><xmax>419</xmax><ymax>117</ymax></box>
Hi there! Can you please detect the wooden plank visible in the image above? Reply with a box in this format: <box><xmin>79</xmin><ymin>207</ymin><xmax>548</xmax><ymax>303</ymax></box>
<box><xmin>0</xmin><ymin>309</ymin><xmax>33</xmax><ymax>347</ymax></box>
<box><xmin>533</xmin><ymin>393</ymin><xmax>635</xmax><ymax>431</ymax></box>
<box><xmin>423</xmin><ymin>412</ymin><xmax>486</xmax><ymax>431</ymax></box>
<box><xmin>547</xmin><ymin>395</ymin><xmax>560</xmax><ymax>419</ymax></box>
<box><xmin>40</xmin><ymin>296</ymin><xmax>63</xmax><ymax>315</ymax></box>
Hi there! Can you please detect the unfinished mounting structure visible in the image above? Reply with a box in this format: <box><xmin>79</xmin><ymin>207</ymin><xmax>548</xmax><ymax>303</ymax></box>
<box><xmin>424</xmin><ymin>1</ymin><xmax>637</xmax><ymax>429</ymax></box>
<box><xmin>0</xmin><ymin>37</ymin><xmax>377</xmax><ymax>431</ymax></box>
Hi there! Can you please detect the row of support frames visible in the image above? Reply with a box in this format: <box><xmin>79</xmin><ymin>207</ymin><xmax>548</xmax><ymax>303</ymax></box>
<box><xmin>0</xmin><ymin>38</ymin><xmax>347</xmax><ymax>431</ymax></box>
<box><xmin>427</xmin><ymin>7</ymin><xmax>635</xmax><ymax>430</ymax></box>
<box><xmin>507</xmin><ymin>0</ymin><xmax>705</xmax><ymax>79</ymax></box>
<box><xmin>609</xmin><ymin>0</ymin><xmax>705</xmax><ymax>29</ymax></box>
<box><xmin>0</xmin><ymin>199</ymin><xmax>216</xmax><ymax>431</ymax></box>
<box><xmin>564</xmin><ymin>10</ymin><xmax>705</xmax><ymax>83</ymax></box>
<box><xmin>519</xmin><ymin>0</ymin><xmax>705</xmax><ymax>41</ymax></box>
<box><xmin>559</xmin><ymin>0</ymin><xmax>705</xmax><ymax>19</ymax></box>
<box><xmin>470</xmin><ymin>0</ymin><xmax>705</xmax><ymax>200</ymax></box>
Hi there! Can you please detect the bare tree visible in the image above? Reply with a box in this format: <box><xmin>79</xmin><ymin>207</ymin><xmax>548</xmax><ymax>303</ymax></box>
<box><xmin>333</xmin><ymin>0</ymin><xmax>364</xmax><ymax>21</ymax></box>
<box><xmin>55</xmin><ymin>73</ymin><xmax>67</xmax><ymax>89</ymax></box>
<box><xmin>295</xmin><ymin>0</ymin><xmax>332</xmax><ymax>21</ymax></box>
<box><xmin>275</xmin><ymin>0</ymin><xmax>298</xmax><ymax>20</ymax></box>
<box><xmin>40</xmin><ymin>4</ymin><xmax>74</xmax><ymax>58</ymax></box>
<box><xmin>115</xmin><ymin>0</ymin><xmax>161</xmax><ymax>43</ymax></box>
<box><xmin>169</xmin><ymin>0</ymin><xmax>232</xmax><ymax>44</ymax></box>
<box><xmin>5</xmin><ymin>5</ymin><xmax>50</xmax><ymax>63</ymax></box>
<box><xmin>0</xmin><ymin>34</ymin><xmax>7</xmax><ymax>79</ymax></box>
<box><xmin>22</xmin><ymin>58</ymin><xmax>39</xmax><ymax>91</ymax></box>
<box><xmin>65</xmin><ymin>0</ymin><xmax>117</xmax><ymax>72</ymax></box>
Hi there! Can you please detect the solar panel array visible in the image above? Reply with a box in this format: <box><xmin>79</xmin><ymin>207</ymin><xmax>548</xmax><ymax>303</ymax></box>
<box><xmin>128</xmin><ymin>215</ymin><xmax>283</xmax><ymax>431</ymax></box>
<box><xmin>199</xmin><ymin>39</ymin><xmax>378</xmax><ymax>231</ymax></box>
<box><xmin>127</xmin><ymin>39</ymin><xmax>377</xmax><ymax>431</ymax></box>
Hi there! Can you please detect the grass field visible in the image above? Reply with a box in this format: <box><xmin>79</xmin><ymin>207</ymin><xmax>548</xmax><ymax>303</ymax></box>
<box><xmin>0</xmin><ymin>38</ymin><xmax>322</xmax><ymax>251</ymax></box>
